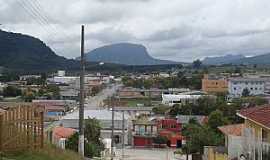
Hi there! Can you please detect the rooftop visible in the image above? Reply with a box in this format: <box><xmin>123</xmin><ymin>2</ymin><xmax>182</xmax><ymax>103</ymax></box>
<box><xmin>229</xmin><ymin>77</ymin><xmax>266</xmax><ymax>82</ymax></box>
<box><xmin>218</xmin><ymin>124</ymin><xmax>244</xmax><ymax>136</ymax></box>
<box><xmin>237</xmin><ymin>105</ymin><xmax>270</xmax><ymax>129</ymax></box>
<box><xmin>53</xmin><ymin>126</ymin><xmax>76</xmax><ymax>139</ymax></box>
<box><xmin>63</xmin><ymin>109</ymin><xmax>130</xmax><ymax>121</ymax></box>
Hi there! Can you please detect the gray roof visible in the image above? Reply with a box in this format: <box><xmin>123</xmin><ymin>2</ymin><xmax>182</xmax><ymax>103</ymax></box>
<box><xmin>229</xmin><ymin>78</ymin><xmax>266</xmax><ymax>82</ymax></box>
<box><xmin>63</xmin><ymin>109</ymin><xmax>130</xmax><ymax>121</ymax></box>
<box><xmin>176</xmin><ymin>115</ymin><xmax>207</xmax><ymax>124</ymax></box>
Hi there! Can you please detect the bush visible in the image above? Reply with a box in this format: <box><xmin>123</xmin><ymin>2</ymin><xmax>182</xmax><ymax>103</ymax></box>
<box><xmin>153</xmin><ymin>136</ymin><xmax>168</xmax><ymax>145</ymax></box>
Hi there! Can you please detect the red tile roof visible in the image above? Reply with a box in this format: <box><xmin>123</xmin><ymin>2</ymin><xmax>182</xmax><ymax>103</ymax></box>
<box><xmin>53</xmin><ymin>127</ymin><xmax>76</xmax><ymax>140</ymax></box>
<box><xmin>237</xmin><ymin>105</ymin><xmax>270</xmax><ymax>129</ymax></box>
<box><xmin>218</xmin><ymin>124</ymin><xmax>244</xmax><ymax>136</ymax></box>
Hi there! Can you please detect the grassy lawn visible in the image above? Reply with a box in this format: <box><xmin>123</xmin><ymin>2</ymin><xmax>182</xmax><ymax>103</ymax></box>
<box><xmin>3</xmin><ymin>144</ymin><xmax>83</xmax><ymax>160</ymax></box>
<box><xmin>126</xmin><ymin>98</ymin><xmax>151</xmax><ymax>107</ymax></box>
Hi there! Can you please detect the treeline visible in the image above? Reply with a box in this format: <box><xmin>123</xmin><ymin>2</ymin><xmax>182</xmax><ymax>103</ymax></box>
<box><xmin>122</xmin><ymin>73</ymin><xmax>202</xmax><ymax>90</ymax></box>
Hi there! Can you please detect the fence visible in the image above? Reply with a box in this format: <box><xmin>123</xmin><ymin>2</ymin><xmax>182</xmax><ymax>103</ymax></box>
<box><xmin>0</xmin><ymin>104</ymin><xmax>44</xmax><ymax>152</ymax></box>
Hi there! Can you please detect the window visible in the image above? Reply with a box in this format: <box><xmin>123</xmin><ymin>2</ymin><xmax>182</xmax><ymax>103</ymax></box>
<box><xmin>250</xmin><ymin>88</ymin><xmax>253</xmax><ymax>90</ymax></box>
<box><xmin>171</xmin><ymin>124</ymin><xmax>176</xmax><ymax>128</ymax></box>
<box><xmin>262</xmin><ymin>129</ymin><xmax>268</xmax><ymax>142</ymax></box>
<box><xmin>114</xmin><ymin>135</ymin><xmax>120</xmax><ymax>144</ymax></box>
<box><xmin>234</xmin><ymin>87</ymin><xmax>237</xmax><ymax>90</ymax></box>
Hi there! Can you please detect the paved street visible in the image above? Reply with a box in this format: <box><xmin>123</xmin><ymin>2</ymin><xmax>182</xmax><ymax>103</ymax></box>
<box><xmin>45</xmin><ymin>83</ymin><xmax>121</xmax><ymax>130</ymax></box>
<box><xmin>84</xmin><ymin>83</ymin><xmax>122</xmax><ymax>109</ymax></box>
<box><xmin>113</xmin><ymin>148</ymin><xmax>189</xmax><ymax>160</ymax></box>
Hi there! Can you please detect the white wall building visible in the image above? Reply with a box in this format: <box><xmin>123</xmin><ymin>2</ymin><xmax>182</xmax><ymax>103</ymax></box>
<box><xmin>228</xmin><ymin>78</ymin><xmax>265</xmax><ymax>98</ymax></box>
<box><xmin>162</xmin><ymin>94</ymin><xmax>203</xmax><ymax>106</ymax></box>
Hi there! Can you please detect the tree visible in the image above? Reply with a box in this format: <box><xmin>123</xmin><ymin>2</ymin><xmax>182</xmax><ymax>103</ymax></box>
<box><xmin>66</xmin><ymin>118</ymin><xmax>104</xmax><ymax>158</ymax></box>
<box><xmin>152</xmin><ymin>105</ymin><xmax>170</xmax><ymax>115</ymax></box>
<box><xmin>208</xmin><ymin>110</ymin><xmax>229</xmax><ymax>130</ymax></box>
<box><xmin>153</xmin><ymin>135</ymin><xmax>168</xmax><ymax>146</ymax></box>
<box><xmin>182</xmin><ymin>123</ymin><xmax>223</xmax><ymax>155</ymax></box>
<box><xmin>3</xmin><ymin>86</ymin><xmax>22</xmax><ymax>97</ymax></box>
<box><xmin>242</xmin><ymin>88</ymin><xmax>250</xmax><ymax>97</ymax></box>
<box><xmin>192</xmin><ymin>59</ymin><xmax>202</xmax><ymax>69</ymax></box>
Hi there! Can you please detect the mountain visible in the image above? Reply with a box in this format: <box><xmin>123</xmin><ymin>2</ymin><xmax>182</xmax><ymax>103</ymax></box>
<box><xmin>202</xmin><ymin>54</ymin><xmax>245</xmax><ymax>65</ymax></box>
<box><xmin>231</xmin><ymin>53</ymin><xmax>270</xmax><ymax>65</ymax></box>
<box><xmin>0</xmin><ymin>29</ymin><xmax>77</xmax><ymax>71</ymax></box>
<box><xmin>81</xmin><ymin>43</ymin><xmax>180</xmax><ymax>65</ymax></box>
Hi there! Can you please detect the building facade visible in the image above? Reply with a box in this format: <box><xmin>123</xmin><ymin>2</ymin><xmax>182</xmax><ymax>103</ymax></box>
<box><xmin>228</xmin><ymin>78</ymin><xmax>265</xmax><ymax>98</ymax></box>
<box><xmin>202</xmin><ymin>74</ymin><xmax>228</xmax><ymax>93</ymax></box>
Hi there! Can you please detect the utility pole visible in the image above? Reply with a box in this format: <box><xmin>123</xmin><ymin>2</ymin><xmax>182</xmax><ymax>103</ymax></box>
<box><xmin>78</xmin><ymin>25</ymin><xmax>85</xmax><ymax>156</ymax></box>
<box><xmin>121</xmin><ymin>111</ymin><xmax>125</xmax><ymax>159</ymax></box>
<box><xmin>110</xmin><ymin>96</ymin><xmax>115</xmax><ymax>160</ymax></box>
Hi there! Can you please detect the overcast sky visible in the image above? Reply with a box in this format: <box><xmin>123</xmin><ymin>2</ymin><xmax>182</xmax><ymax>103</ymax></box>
<box><xmin>1</xmin><ymin>0</ymin><xmax>270</xmax><ymax>62</ymax></box>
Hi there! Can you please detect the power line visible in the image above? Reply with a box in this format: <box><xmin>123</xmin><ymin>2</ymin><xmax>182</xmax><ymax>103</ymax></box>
<box><xmin>15</xmin><ymin>0</ymin><xmax>62</xmax><ymax>54</ymax></box>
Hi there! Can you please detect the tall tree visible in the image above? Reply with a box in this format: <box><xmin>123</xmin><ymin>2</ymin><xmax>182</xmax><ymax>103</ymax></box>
<box><xmin>242</xmin><ymin>88</ymin><xmax>250</xmax><ymax>97</ymax></box>
<box><xmin>192</xmin><ymin>59</ymin><xmax>202</xmax><ymax>69</ymax></box>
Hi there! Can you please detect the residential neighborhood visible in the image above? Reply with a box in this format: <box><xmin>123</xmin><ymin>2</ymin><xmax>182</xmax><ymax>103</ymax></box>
<box><xmin>1</xmin><ymin>1</ymin><xmax>270</xmax><ymax>160</ymax></box>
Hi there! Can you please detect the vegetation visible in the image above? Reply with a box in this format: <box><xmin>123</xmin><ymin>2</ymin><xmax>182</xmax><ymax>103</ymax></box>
<box><xmin>153</xmin><ymin>135</ymin><xmax>168</xmax><ymax>145</ymax></box>
<box><xmin>3</xmin><ymin>86</ymin><xmax>22</xmax><ymax>97</ymax></box>
<box><xmin>152</xmin><ymin>105</ymin><xmax>170</xmax><ymax>114</ymax></box>
<box><xmin>182</xmin><ymin>119</ymin><xmax>224</xmax><ymax>155</ymax></box>
<box><xmin>122</xmin><ymin>73</ymin><xmax>203</xmax><ymax>90</ymax></box>
<box><xmin>3</xmin><ymin>143</ymin><xmax>83</xmax><ymax>160</ymax></box>
<box><xmin>66</xmin><ymin>118</ymin><xmax>104</xmax><ymax>158</ymax></box>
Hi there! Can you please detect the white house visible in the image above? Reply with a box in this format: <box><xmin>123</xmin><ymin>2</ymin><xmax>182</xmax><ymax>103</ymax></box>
<box><xmin>228</xmin><ymin>78</ymin><xmax>265</xmax><ymax>98</ymax></box>
<box><xmin>61</xmin><ymin>109</ymin><xmax>131</xmax><ymax>148</ymax></box>
<box><xmin>162</xmin><ymin>93</ymin><xmax>203</xmax><ymax>106</ymax></box>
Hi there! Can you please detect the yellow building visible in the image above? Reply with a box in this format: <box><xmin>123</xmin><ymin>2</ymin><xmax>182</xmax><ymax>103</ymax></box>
<box><xmin>202</xmin><ymin>74</ymin><xmax>228</xmax><ymax>93</ymax></box>
<box><xmin>236</xmin><ymin>105</ymin><xmax>270</xmax><ymax>160</ymax></box>
<box><xmin>237</xmin><ymin>105</ymin><xmax>270</xmax><ymax>143</ymax></box>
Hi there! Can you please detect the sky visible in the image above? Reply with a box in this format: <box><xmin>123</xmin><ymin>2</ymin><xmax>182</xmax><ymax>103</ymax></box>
<box><xmin>1</xmin><ymin>0</ymin><xmax>270</xmax><ymax>62</ymax></box>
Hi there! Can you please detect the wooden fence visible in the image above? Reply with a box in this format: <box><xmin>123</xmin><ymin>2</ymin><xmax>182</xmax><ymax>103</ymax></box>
<box><xmin>0</xmin><ymin>104</ymin><xmax>44</xmax><ymax>152</ymax></box>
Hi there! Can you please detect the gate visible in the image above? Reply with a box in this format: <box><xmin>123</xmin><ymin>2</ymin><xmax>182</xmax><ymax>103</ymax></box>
<box><xmin>0</xmin><ymin>104</ymin><xmax>44</xmax><ymax>152</ymax></box>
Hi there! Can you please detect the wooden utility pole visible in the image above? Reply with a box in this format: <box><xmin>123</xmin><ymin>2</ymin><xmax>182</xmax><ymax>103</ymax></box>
<box><xmin>111</xmin><ymin>96</ymin><xmax>115</xmax><ymax>160</ymax></box>
<box><xmin>121</xmin><ymin>111</ymin><xmax>125</xmax><ymax>159</ymax></box>
<box><xmin>78</xmin><ymin>25</ymin><xmax>85</xmax><ymax>156</ymax></box>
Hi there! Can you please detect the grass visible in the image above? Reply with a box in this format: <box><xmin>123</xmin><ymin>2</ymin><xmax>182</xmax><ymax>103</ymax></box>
<box><xmin>126</xmin><ymin>98</ymin><xmax>151</xmax><ymax>107</ymax></box>
<box><xmin>2</xmin><ymin>144</ymin><xmax>83</xmax><ymax>160</ymax></box>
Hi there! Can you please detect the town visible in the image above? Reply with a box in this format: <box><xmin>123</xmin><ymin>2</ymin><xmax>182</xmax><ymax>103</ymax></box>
<box><xmin>1</xmin><ymin>63</ymin><xmax>270</xmax><ymax>160</ymax></box>
<box><xmin>1</xmin><ymin>1</ymin><xmax>270</xmax><ymax>160</ymax></box>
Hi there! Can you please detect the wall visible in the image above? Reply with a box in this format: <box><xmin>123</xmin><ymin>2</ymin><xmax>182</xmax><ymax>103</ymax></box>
<box><xmin>203</xmin><ymin>146</ymin><xmax>228</xmax><ymax>160</ymax></box>
<box><xmin>202</xmin><ymin>79</ymin><xmax>228</xmax><ymax>93</ymax></box>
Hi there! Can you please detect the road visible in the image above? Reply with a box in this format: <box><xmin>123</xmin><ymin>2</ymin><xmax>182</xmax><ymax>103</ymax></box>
<box><xmin>84</xmin><ymin>83</ymin><xmax>121</xmax><ymax>109</ymax></box>
<box><xmin>45</xmin><ymin>83</ymin><xmax>121</xmax><ymax>130</ymax></box>
<box><xmin>113</xmin><ymin>148</ymin><xmax>189</xmax><ymax>160</ymax></box>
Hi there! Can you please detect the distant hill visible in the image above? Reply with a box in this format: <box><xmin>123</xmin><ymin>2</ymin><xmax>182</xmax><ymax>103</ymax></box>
<box><xmin>81</xmin><ymin>43</ymin><xmax>180</xmax><ymax>65</ymax></box>
<box><xmin>0</xmin><ymin>29</ymin><xmax>77</xmax><ymax>71</ymax></box>
<box><xmin>202</xmin><ymin>54</ymin><xmax>245</xmax><ymax>65</ymax></box>
<box><xmin>231</xmin><ymin>53</ymin><xmax>270</xmax><ymax>65</ymax></box>
<box><xmin>202</xmin><ymin>53</ymin><xmax>270</xmax><ymax>65</ymax></box>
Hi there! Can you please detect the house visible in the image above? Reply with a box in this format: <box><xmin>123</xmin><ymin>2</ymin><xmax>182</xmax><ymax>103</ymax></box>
<box><xmin>60</xmin><ymin>109</ymin><xmax>131</xmax><ymax>148</ymax></box>
<box><xmin>52</xmin><ymin>126</ymin><xmax>76</xmax><ymax>149</ymax></box>
<box><xmin>162</xmin><ymin>94</ymin><xmax>202</xmax><ymax>106</ymax></box>
<box><xmin>237</xmin><ymin>105</ymin><xmax>270</xmax><ymax>143</ymax></box>
<box><xmin>176</xmin><ymin>115</ymin><xmax>208</xmax><ymax>125</ymax></box>
<box><xmin>215</xmin><ymin>105</ymin><xmax>270</xmax><ymax>160</ymax></box>
<box><xmin>228</xmin><ymin>78</ymin><xmax>265</xmax><ymax>98</ymax></box>
<box><xmin>32</xmin><ymin>100</ymin><xmax>76</xmax><ymax>121</ymax></box>
<box><xmin>132</xmin><ymin>119</ymin><xmax>157</xmax><ymax>147</ymax></box>
<box><xmin>156</xmin><ymin>118</ymin><xmax>183</xmax><ymax>148</ymax></box>
<box><xmin>202</xmin><ymin>74</ymin><xmax>228</xmax><ymax>93</ymax></box>
<box><xmin>132</xmin><ymin>118</ymin><xmax>183</xmax><ymax>148</ymax></box>
<box><xmin>218</xmin><ymin>124</ymin><xmax>244</xmax><ymax>159</ymax></box>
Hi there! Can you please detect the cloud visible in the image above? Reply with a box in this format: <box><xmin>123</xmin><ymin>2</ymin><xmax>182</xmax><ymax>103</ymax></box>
<box><xmin>1</xmin><ymin>0</ymin><xmax>270</xmax><ymax>62</ymax></box>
